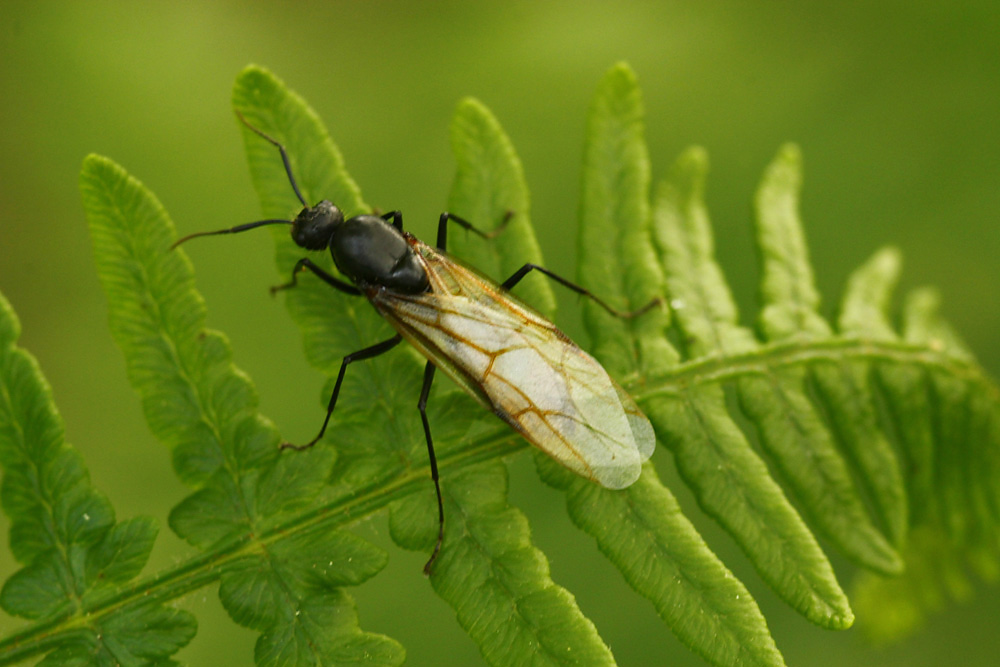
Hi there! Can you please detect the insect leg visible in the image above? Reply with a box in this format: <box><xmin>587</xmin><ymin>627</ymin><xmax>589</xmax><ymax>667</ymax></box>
<box><xmin>281</xmin><ymin>334</ymin><xmax>404</xmax><ymax>452</ymax></box>
<box><xmin>435</xmin><ymin>211</ymin><xmax>513</xmax><ymax>250</ymax></box>
<box><xmin>379</xmin><ymin>210</ymin><xmax>403</xmax><ymax>231</ymax></box>
<box><xmin>501</xmin><ymin>263</ymin><xmax>660</xmax><ymax>318</ymax></box>
<box><xmin>416</xmin><ymin>361</ymin><xmax>445</xmax><ymax>575</ymax></box>
<box><xmin>270</xmin><ymin>257</ymin><xmax>362</xmax><ymax>296</ymax></box>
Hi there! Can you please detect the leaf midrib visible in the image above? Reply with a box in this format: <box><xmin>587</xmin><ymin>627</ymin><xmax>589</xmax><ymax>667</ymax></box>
<box><xmin>639</xmin><ymin>337</ymin><xmax>998</xmax><ymax>402</ymax></box>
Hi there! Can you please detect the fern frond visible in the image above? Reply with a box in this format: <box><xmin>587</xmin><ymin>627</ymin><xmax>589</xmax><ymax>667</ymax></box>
<box><xmin>1</xmin><ymin>60</ymin><xmax>995</xmax><ymax>666</ymax></box>
<box><xmin>0</xmin><ymin>291</ymin><xmax>195</xmax><ymax>664</ymax></box>
<box><xmin>79</xmin><ymin>155</ymin><xmax>404</xmax><ymax>665</ymax></box>
<box><xmin>226</xmin><ymin>62</ymin><xmax>792</xmax><ymax>665</ymax></box>
<box><xmin>644</xmin><ymin>123</ymin><xmax>999</xmax><ymax>639</ymax></box>
<box><xmin>224</xmin><ymin>63</ymin><xmax>1000</xmax><ymax>664</ymax></box>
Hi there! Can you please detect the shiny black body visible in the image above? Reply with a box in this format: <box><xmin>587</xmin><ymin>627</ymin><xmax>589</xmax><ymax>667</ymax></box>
<box><xmin>288</xmin><ymin>202</ymin><xmax>428</xmax><ymax>294</ymax></box>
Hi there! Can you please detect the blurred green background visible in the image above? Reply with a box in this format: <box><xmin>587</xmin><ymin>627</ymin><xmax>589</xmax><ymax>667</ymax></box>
<box><xmin>1</xmin><ymin>1</ymin><xmax>998</xmax><ymax>665</ymax></box>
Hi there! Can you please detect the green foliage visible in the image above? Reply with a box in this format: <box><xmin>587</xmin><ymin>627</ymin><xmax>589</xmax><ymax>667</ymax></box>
<box><xmin>0</xmin><ymin>62</ymin><xmax>996</xmax><ymax>665</ymax></box>
<box><xmin>78</xmin><ymin>151</ymin><xmax>403</xmax><ymax>665</ymax></box>
<box><xmin>0</xmin><ymin>289</ymin><xmax>194</xmax><ymax>664</ymax></box>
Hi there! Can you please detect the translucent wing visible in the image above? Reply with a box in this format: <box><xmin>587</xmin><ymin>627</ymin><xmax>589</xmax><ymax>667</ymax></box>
<box><xmin>369</xmin><ymin>237</ymin><xmax>655</xmax><ymax>489</ymax></box>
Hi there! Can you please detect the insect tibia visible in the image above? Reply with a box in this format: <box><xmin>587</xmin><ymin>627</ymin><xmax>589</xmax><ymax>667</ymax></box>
<box><xmin>499</xmin><ymin>262</ymin><xmax>659</xmax><ymax>320</ymax></box>
<box><xmin>279</xmin><ymin>438</ymin><xmax>320</xmax><ymax>452</ymax></box>
<box><xmin>619</xmin><ymin>295</ymin><xmax>664</xmax><ymax>319</ymax></box>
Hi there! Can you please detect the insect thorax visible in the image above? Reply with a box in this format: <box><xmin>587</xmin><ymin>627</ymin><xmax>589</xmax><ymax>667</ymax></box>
<box><xmin>331</xmin><ymin>216</ymin><xmax>429</xmax><ymax>293</ymax></box>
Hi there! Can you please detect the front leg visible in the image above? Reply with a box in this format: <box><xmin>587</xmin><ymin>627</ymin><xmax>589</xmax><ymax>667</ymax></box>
<box><xmin>270</xmin><ymin>257</ymin><xmax>362</xmax><ymax>296</ymax></box>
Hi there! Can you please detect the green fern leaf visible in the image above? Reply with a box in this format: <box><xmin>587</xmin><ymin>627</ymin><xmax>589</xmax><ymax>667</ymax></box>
<box><xmin>0</xmin><ymin>291</ymin><xmax>196</xmax><ymax>664</ymax></box>
<box><xmin>577</xmin><ymin>63</ymin><xmax>673</xmax><ymax>379</ymax></box>
<box><xmin>79</xmin><ymin>154</ymin><xmax>404</xmax><ymax>666</ymax></box>
<box><xmin>437</xmin><ymin>100</ymin><xmax>615</xmax><ymax>665</ymax></box>
<box><xmin>231</xmin><ymin>64</ymin><xmax>786</xmax><ymax>667</ymax></box>
<box><xmin>758</xmin><ymin>147</ymin><xmax>908</xmax><ymax>548</ymax></box>
<box><xmin>566</xmin><ymin>65</ymin><xmax>785</xmax><ymax>664</ymax></box>
<box><xmin>645</xmin><ymin>93</ymin><xmax>998</xmax><ymax>643</ymax></box>
<box><xmin>849</xmin><ymin>284</ymin><xmax>1000</xmax><ymax>640</ymax></box>
<box><xmin>428</xmin><ymin>464</ymin><xmax>616</xmax><ymax>665</ymax></box>
<box><xmin>233</xmin><ymin>65</ymin><xmax>622</xmax><ymax>666</ymax></box>
<box><xmin>446</xmin><ymin>97</ymin><xmax>554</xmax><ymax>315</ymax></box>
<box><xmin>3</xmin><ymin>59</ymin><xmax>995</xmax><ymax>667</ymax></box>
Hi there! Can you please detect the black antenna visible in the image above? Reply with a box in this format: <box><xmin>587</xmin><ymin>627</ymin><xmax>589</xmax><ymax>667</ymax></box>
<box><xmin>171</xmin><ymin>110</ymin><xmax>316</xmax><ymax>250</ymax></box>
<box><xmin>170</xmin><ymin>219</ymin><xmax>293</xmax><ymax>250</ymax></box>
<box><xmin>235</xmin><ymin>109</ymin><xmax>307</xmax><ymax>207</ymax></box>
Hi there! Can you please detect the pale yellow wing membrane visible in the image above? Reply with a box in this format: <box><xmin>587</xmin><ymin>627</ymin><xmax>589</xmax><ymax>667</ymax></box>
<box><xmin>372</xmin><ymin>240</ymin><xmax>655</xmax><ymax>489</ymax></box>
